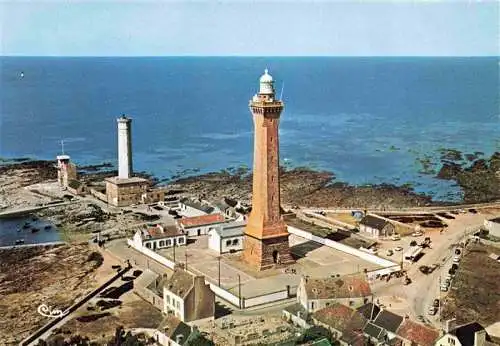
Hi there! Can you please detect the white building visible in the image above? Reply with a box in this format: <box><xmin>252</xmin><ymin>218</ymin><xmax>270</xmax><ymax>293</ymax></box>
<box><xmin>359</xmin><ymin>215</ymin><xmax>396</xmax><ymax>238</ymax></box>
<box><xmin>153</xmin><ymin>315</ymin><xmax>197</xmax><ymax>346</ymax></box>
<box><xmin>179</xmin><ymin>197</ymin><xmax>215</xmax><ymax>217</ymax></box>
<box><xmin>208</xmin><ymin>221</ymin><xmax>245</xmax><ymax>254</ymax></box>
<box><xmin>132</xmin><ymin>224</ymin><xmax>186</xmax><ymax>250</ymax></box>
<box><xmin>484</xmin><ymin>217</ymin><xmax>500</xmax><ymax>238</ymax></box>
<box><xmin>177</xmin><ymin>213</ymin><xmax>226</xmax><ymax>237</ymax></box>
<box><xmin>435</xmin><ymin>321</ymin><xmax>490</xmax><ymax>346</ymax></box>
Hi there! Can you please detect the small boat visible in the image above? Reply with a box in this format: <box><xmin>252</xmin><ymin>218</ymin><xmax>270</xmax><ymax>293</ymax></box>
<box><xmin>15</xmin><ymin>239</ymin><xmax>25</xmax><ymax>245</ymax></box>
<box><xmin>44</xmin><ymin>225</ymin><xmax>51</xmax><ymax>230</ymax></box>
<box><xmin>22</xmin><ymin>222</ymin><xmax>31</xmax><ymax>229</ymax></box>
<box><xmin>31</xmin><ymin>228</ymin><xmax>40</xmax><ymax>233</ymax></box>
<box><xmin>32</xmin><ymin>216</ymin><xmax>39</xmax><ymax>221</ymax></box>
<box><xmin>20</xmin><ymin>71</ymin><xmax>24</xmax><ymax>78</ymax></box>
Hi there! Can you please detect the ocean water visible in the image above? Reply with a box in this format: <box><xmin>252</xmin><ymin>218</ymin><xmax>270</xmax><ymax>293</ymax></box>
<box><xmin>1</xmin><ymin>57</ymin><xmax>499</xmax><ymax>201</ymax></box>
<box><xmin>0</xmin><ymin>216</ymin><xmax>60</xmax><ymax>246</ymax></box>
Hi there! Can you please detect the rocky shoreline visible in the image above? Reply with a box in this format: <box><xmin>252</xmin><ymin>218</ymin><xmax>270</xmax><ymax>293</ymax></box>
<box><xmin>433</xmin><ymin>150</ymin><xmax>500</xmax><ymax>203</ymax></box>
<box><xmin>1</xmin><ymin>149</ymin><xmax>499</xmax><ymax>211</ymax></box>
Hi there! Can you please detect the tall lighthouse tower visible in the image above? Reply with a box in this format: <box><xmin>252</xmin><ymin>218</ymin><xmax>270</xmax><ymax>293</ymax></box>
<box><xmin>242</xmin><ymin>69</ymin><xmax>294</xmax><ymax>271</ymax></box>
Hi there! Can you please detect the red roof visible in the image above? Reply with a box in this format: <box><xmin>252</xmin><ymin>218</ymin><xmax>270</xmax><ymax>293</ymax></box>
<box><xmin>397</xmin><ymin>320</ymin><xmax>439</xmax><ymax>346</ymax></box>
<box><xmin>179</xmin><ymin>213</ymin><xmax>225</xmax><ymax>228</ymax></box>
<box><xmin>146</xmin><ymin>225</ymin><xmax>182</xmax><ymax>239</ymax></box>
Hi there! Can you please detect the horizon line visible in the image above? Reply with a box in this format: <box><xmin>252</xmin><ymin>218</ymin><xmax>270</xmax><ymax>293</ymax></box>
<box><xmin>1</xmin><ymin>54</ymin><xmax>499</xmax><ymax>58</ymax></box>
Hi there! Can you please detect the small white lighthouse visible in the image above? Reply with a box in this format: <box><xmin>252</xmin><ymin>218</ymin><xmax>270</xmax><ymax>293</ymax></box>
<box><xmin>117</xmin><ymin>115</ymin><xmax>133</xmax><ymax>179</ymax></box>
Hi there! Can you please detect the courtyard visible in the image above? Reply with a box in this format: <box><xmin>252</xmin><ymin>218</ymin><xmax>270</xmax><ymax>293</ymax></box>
<box><xmin>156</xmin><ymin>233</ymin><xmax>381</xmax><ymax>299</ymax></box>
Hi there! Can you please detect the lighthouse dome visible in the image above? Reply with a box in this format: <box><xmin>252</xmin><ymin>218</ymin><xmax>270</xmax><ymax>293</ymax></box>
<box><xmin>259</xmin><ymin>69</ymin><xmax>274</xmax><ymax>95</ymax></box>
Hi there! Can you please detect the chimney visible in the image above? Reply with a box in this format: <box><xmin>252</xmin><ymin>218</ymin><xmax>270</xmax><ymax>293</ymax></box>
<box><xmin>474</xmin><ymin>329</ymin><xmax>486</xmax><ymax>346</ymax></box>
<box><xmin>175</xmin><ymin>334</ymin><xmax>184</xmax><ymax>344</ymax></box>
<box><xmin>445</xmin><ymin>319</ymin><xmax>457</xmax><ymax>333</ymax></box>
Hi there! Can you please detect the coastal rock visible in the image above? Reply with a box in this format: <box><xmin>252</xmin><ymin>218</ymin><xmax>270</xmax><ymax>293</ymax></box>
<box><xmin>437</xmin><ymin>161</ymin><xmax>463</xmax><ymax>180</ymax></box>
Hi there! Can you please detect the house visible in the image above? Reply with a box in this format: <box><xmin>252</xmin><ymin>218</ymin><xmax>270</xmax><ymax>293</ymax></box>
<box><xmin>297</xmin><ymin>274</ymin><xmax>372</xmax><ymax>313</ymax></box>
<box><xmin>372</xmin><ymin>310</ymin><xmax>404</xmax><ymax>339</ymax></box>
<box><xmin>163</xmin><ymin>268</ymin><xmax>215</xmax><ymax>323</ymax></box>
<box><xmin>356</xmin><ymin>303</ymin><xmax>381</xmax><ymax>321</ymax></box>
<box><xmin>363</xmin><ymin>321</ymin><xmax>387</xmax><ymax>344</ymax></box>
<box><xmin>132</xmin><ymin>224</ymin><xmax>186</xmax><ymax>250</ymax></box>
<box><xmin>179</xmin><ymin>197</ymin><xmax>215</xmax><ymax>217</ymax></box>
<box><xmin>312</xmin><ymin>303</ymin><xmax>367</xmax><ymax>345</ymax></box>
<box><xmin>359</xmin><ymin>215</ymin><xmax>396</xmax><ymax>238</ymax></box>
<box><xmin>178</xmin><ymin>213</ymin><xmax>226</xmax><ymax>237</ymax></box>
<box><xmin>153</xmin><ymin>315</ymin><xmax>202</xmax><ymax>346</ymax></box>
<box><xmin>435</xmin><ymin>321</ymin><xmax>492</xmax><ymax>346</ymax></box>
<box><xmin>396</xmin><ymin>319</ymin><xmax>439</xmax><ymax>346</ymax></box>
<box><xmin>484</xmin><ymin>217</ymin><xmax>500</xmax><ymax>238</ymax></box>
<box><xmin>282</xmin><ymin>303</ymin><xmax>311</xmax><ymax>328</ymax></box>
<box><xmin>207</xmin><ymin>221</ymin><xmax>245</xmax><ymax>254</ymax></box>
<box><xmin>213</xmin><ymin>197</ymin><xmax>240</xmax><ymax>218</ymax></box>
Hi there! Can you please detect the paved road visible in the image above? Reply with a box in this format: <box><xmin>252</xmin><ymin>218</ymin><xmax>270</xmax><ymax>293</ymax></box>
<box><xmin>371</xmin><ymin>213</ymin><xmax>485</xmax><ymax>327</ymax></box>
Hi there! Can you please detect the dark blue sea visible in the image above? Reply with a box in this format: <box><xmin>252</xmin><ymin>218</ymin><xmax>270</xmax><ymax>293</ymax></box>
<box><xmin>1</xmin><ymin>57</ymin><xmax>499</xmax><ymax>201</ymax></box>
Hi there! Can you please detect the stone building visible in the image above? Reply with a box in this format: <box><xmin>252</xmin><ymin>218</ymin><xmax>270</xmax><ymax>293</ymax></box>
<box><xmin>242</xmin><ymin>69</ymin><xmax>294</xmax><ymax>270</ymax></box>
<box><xmin>105</xmin><ymin>176</ymin><xmax>149</xmax><ymax>207</ymax></box>
<box><xmin>56</xmin><ymin>154</ymin><xmax>77</xmax><ymax>189</ymax></box>
<box><xmin>297</xmin><ymin>274</ymin><xmax>372</xmax><ymax>313</ymax></box>
<box><xmin>484</xmin><ymin>217</ymin><xmax>500</xmax><ymax>238</ymax></box>
<box><xmin>163</xmin><ymin>268</ymin><xmax>215</xmax><ymax>323</ymax></box>
<box><xmin>359</xmin><ymin>215</ymin><xmax>396</xmax><ymax>238</ymax></box>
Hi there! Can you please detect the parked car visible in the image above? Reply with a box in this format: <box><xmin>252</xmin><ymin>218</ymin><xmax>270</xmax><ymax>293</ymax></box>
<box><xmin>453</xmin><ymin>256</ymin><xmax>461</xmax><ymax>263</ymax></box>
<box><xmin>412</xmin><ymin>231</ymin><xmax>423</xmax><ymax>237</ymax></box>
<box><xmin>451</xmin><ymin>263</ymin><xmax>459</xmax><ymax>270</ymax></box>
<box><xmin>428</xmin><ymin>306</ymin><xmax>437</xmax><ymax>315</ymax></box>
<box><xmin>440</xmin><ymin>285</ymin><xmax>448</xmax><ymax>292</ymax></box>
<box><xmin>394</xmin><ymin>246</ymin><xmax>403</xmax><ymax>251</ymax></box>
<box><xmin>433</xmin><ymin>299</ymin><xmax>440</xmax><ymax>307</ymax></box>
<box><xmin>391</xmin><ymin>234</ymin><xmax>401</xmax><ymax>241</ymax></box>
<box><xmin>386</xmin><ymin>249</ymin><xmax>394</xmax><ymax>256</ymax></box>
<box><xmin>455</xmin><ymin>248</ymin><xmax>462</xmax><ymax>256</ymax></box>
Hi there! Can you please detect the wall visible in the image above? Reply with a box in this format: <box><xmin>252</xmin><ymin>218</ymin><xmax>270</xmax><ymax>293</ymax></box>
<box><xmin>184</xmin><ymin>225</ymin><xmax>213</xmax><ymax>237</ymax></box>
<box><xmin>127</xmin><ymin>239</ymin><xmax>175</xmax><ymax>269</ymax></box>
<box><xmin>208</xmin><ymin>230</ymin><xmax>221</xmax><ymax>253</ymax></box>
<box><xmin>243</xmin><ymin>289</ymin><xmax>288</xmax><ymax>308</ymax></box>
<box><xmin>135</xmin><ymin>285</ymin><xmax>164</xmax><ymax>311</ymax></box>
<box><xmin>208</xmin><ymin>283</ymin><xmax>241</xmax><ymax>307</ymax></box>
<box><xmin>89</xmin><ymin>188</ymin><xmax>107</xmax><ymax>203</ymax></box>
<box><xmin>287</xmin><ymin>226</ymin><xmax>400</xmax><ymax>271</ymax></box>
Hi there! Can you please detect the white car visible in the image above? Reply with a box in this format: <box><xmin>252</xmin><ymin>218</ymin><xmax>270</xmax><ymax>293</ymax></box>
<box><xmin>391</xmin><ymin>234</ymin><xmax>401</xmax><ymax>241</ymax></box>
<box><xmin>412</xmin><ymin>231</ymin><xmax>423</xmax><ymax>237</ymax></box>
<box><xmin>394</xmin><ymin>246</ymin><xmax>403</xmax><ymax>252</ymax></box>
<box><xmin>453</xmin><ymin>256</ymin><xmax>460</xmax><ymax>263</ymax></box>
<box><xmin>440</xmin><ymin>285</ymin><xmax>448</xmax><ymax>292</ymax></box>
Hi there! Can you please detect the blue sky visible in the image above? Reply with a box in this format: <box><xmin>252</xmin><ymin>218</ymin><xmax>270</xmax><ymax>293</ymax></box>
<box><xmin>1</xmin><ymin>1</ymin><xmax>498</xmax><ymax>56</ymax></box>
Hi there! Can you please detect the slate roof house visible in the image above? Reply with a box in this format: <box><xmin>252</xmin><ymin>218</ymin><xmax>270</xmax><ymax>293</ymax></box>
<box><xmin>132</xmin><ymin>224</ymin><xmax>186</xmax><ymax>250</ymax></box>
<box><xmin>312</xmin><ymin>303</ymin><xmax>367</xmax><ymax>346</ymax></box>
<box><xmin>435</xmin><ymin>321</ymin><xmax>494</xmax><ymax>346</ymax></box>
<box><xmin>359</xmin><ymin>215</ymin><xmax>396</xmax><ymax>238</ymax></box>
<box><xmin>297</xmin><ymin>274</ymin><xmax>372</xmax><ymax>313</ymax></box>
<box><xmin>179</xmin><ymin>197</ymin><xmax>215</xmax><ymax>217</ymax></box>
<box><xmin>153</xmin><ymin>315</ymin><xmax>207</xmax><ymax>346</ymax></box>
<box><xmin>163</xmin><ymin>268</ymin><xmax>215</xmax><ymax>323</ymax></box>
